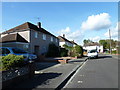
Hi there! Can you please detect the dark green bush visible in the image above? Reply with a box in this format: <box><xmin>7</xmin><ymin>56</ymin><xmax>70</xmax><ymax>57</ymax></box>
<box><xmin>112</xmin><ymin>50</ymin><xmax>116</xmax><ymax>54</ymax></box>
<box><xmin>61</xmin><ymin>44</ymin><xmax>84</xmax><ymax>57</ymax></box>
<box><xmin>1</xmin><ymin>54</ymin><xmax>25</xmax><ymax>70</ymax></box>
<box><xmin>74</xmin><ymin>45</ymin><xmax>83</xmax><ymax>56</ymax></box>
<box><xmin>60</xmin><ymin>48</ymin><xmax>68</xmax><ymax>57</ymax></box>
<box><xmin>46</xmin><ymin>43</ymin><xmax>60</xmax><ymax>57</ymax></box>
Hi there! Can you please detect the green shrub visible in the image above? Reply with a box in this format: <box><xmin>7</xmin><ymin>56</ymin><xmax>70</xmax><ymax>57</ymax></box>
<box><xmin>60</xmin><ymin>48</ymin><xmax>68</xmax><ymax>57</ymax></box>
<box><xmin>1</xmin><ymin>54</ymin><xmax>25</xmax><ymax>70</ymax></box>
<box><xmin>112</xmin><ymin>50</ymin><xmax>116</xmax><ymax>54</ymax></box>
<box><xmin>74</xmin><ymin>45</ymin><xmax>83</xmax><ymax>56</ymax></box>
<box><xmin>62</xmin><ymin>44</ymin><xmax>83</xmax><ymax>57</ymax></box>
<box><xmin>46</xmin><ymin>43</ymin><xmax>60</xmax><ymax>57</ymax></box>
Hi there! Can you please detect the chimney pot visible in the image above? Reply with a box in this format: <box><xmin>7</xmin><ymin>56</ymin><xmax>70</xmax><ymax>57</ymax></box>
<box><xmin>63</xmin><ymin>34</ymin><xmax>65</xmax><ymax>38</ymax></box>
<box><xmin>37</xmin><ymin>22</ymin><xmax>41</xmax><ymax>28</ymax></box>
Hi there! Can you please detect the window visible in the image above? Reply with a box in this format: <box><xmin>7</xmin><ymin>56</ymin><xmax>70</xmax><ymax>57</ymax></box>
<box><xmin>56</xmin><ymin>38</ymin><xmax>58</xmax><ymax>42</ymax></box>
<box><xmin>43</xmin><ymin>34</ymin><xmax>46</xmax><ymax>40</ymax></box>
<box><xmin>35</xmin><ymin>32</ymin><xmax>38</xmax><ymax>38</ymax></box>
<box><xmin>1</xmin><ymin>48</ymin><xmax>10</xmax><ymax>54</ymax></box>
<box><xmin>51</xmin><ymin>37</ymin><xmax>53</xmax><ymax>42</ymax></box>
<box><xmin>12</xmin><ymin>48</ymin><xmax>27</xmax><ymax>54</ymax></box>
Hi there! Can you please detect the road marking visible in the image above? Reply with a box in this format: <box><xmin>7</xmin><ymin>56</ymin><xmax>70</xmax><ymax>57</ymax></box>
<box><xmin>78</xmin><ymin>81</ymin><xmax>83</xmax><ymax>83</ymax></box>
<box><xmin>80</xmin><ymin>75</ymin><xmax>84</xmax><ymax>77</ymax></box>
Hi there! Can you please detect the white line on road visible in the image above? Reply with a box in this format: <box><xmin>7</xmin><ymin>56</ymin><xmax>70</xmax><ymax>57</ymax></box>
<box><xmin>63</xmin><ymin>59</ymin><xmax>88</xmax><ymax>88</ymax></box>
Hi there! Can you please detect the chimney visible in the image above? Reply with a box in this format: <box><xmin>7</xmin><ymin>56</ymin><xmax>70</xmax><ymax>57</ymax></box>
<box><xmin>37</xmin><ymin>22</ymin><xmax>41</xmax><ymax>28</ymax></box>
<box><xmin>63</xmin><ymin>34</ymin><xmax>65</xmax><ymax>38</ymax></box>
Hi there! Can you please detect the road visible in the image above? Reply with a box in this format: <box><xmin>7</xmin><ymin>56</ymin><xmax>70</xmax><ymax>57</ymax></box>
<box><xmin>64</xmin><ymin>54</ymin><xmax>118</xmax><ymax>88</ymax></box>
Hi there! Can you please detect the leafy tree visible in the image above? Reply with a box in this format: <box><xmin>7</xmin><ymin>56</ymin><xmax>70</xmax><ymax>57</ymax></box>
<box><xmin>99</xmin><ymin>39</ymin><xmax>118</xmax><ymax>51</ymax></box>
<box><xmin>83</xmin><ymin>39</ymin><xmax>93</xmax><ymax>45</ymax></box>
<box><xmin>99</xmin><ymin>40</ymin><xmax>107</xmax><ymax>49</ymax></box>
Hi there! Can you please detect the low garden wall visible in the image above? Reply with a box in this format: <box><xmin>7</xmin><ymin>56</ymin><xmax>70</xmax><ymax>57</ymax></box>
<box><xmin>2</xmin><ymin>62</ymin><xmax>35</xmax><ymax>89</ymax></box>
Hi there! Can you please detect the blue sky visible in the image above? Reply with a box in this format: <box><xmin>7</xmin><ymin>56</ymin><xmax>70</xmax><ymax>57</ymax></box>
<box><xmin>2</xmin><ymin>2</ymin><xmax>118</xmax><ymax>45</ymax></box>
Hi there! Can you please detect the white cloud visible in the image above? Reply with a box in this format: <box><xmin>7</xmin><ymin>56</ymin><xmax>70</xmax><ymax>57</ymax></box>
<box><xmin>81</xmin><ymin>13</ymin><xmax>111</xmax><ymax>31</ymax></box>
<box><xmin>104</xmin><ymin>22</ymin><xmax>119</xmax><ymax>40</ymax></box>
<box><xmin>89</xmin><ymin>36</ymin><xmax>101</xmax><ymax>42</ymax></box>
<box><xmin>57</xmin><ymin>27</ymin><xmax>71</xmax><ymax>36</ymax></box>
<box><xmin>57</xmin><ymin>27</ymin><xmax>84</xmax><ymax>44</ymax></box>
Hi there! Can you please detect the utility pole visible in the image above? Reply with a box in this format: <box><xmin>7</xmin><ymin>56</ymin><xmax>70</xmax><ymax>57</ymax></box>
<box><xmin>109</xmin><ymin>29</ymin><xmax>112</xmax><ymax>54</ymax></box>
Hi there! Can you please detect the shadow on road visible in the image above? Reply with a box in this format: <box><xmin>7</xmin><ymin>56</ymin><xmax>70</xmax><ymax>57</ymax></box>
<box><xmin>68</xmin><ymin>59</ymin><xmax>85</xmax><ymax>63</ymax></box>
<box><xmin>88</xmin><ymin>55</ymin><xmax>112</xmax><ymax>60</ymax></box>
<box><xmin>97</xmin><ymin>55</ymin><xmax>112</xmax><ymax>59</ymax></box>
<box><xmin>13</xmin><ymin>72</ymin><xmax>62</xmax><ymax>89</ymax></box>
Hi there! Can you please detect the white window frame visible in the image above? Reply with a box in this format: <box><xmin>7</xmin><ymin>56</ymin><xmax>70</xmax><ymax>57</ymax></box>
<box><xmin>35</xmin><ymin>32</ymin><xmax>38</xmax><ymax>38</ymax></box>
<box><xmin>51</xmin><ymin>36</ymin><xmax>53</xmax><ymax>42</ymax></box>
<box><xmin>43</xmin><ymin>34</ymin><xmax>46</xmax><ymax>40</ymax></box>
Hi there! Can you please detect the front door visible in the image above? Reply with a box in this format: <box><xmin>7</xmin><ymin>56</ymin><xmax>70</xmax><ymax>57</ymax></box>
<box><xmin>34</xmin><ymin>45</ymin><xmax>39</xmax><ymax>56</ymax></box>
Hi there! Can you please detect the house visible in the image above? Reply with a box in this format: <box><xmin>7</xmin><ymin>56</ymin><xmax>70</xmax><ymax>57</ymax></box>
<box><xmin>58</xmin><ymin>34</ymin><xmax>73</xmax><ymax>48</ymax></box>
<box><xmin>70</xmin><ymin>40</ymin><xmax>78</xmax><ymax>47</ymax></box>
<box><xmin>83</xmin><ymin>42</ymin><xmax>103</xmax><ymax>53</ymax></box>
<box><xmin>0</xmin><ymin>22</ymin><xmax>59</xmax><ymax>56</ymax></box>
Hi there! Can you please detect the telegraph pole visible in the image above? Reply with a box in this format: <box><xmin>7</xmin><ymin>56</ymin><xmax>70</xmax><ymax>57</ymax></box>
<box><xmin>109</xmin><ymin>29</ymin><xmax>112</xmax><ymax>54</ymax></box>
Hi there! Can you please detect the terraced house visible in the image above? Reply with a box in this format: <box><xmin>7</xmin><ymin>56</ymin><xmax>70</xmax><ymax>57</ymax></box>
<box><xmin>0</xmin><ymin>22</ymin><xmax>59</xmax><ymax>56</ymax></box>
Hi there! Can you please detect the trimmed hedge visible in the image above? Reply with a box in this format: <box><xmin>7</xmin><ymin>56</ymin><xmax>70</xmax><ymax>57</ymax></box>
<box><xmin>60</xmin><ymin>48</ymin><xmax>68</xmax><ymax>57</ymax></box>
<box><xmin>46</xmin><ymin>43</ymin><xmax>60</xmax><ymax>57</ymax></box>
<box><xmin>1</xmin><ymin>54</ymin><xmax>25</xmax><ymax>70</ymax></box>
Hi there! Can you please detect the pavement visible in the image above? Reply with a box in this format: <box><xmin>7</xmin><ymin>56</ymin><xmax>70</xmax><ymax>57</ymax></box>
<box><xmin>13</xmin><ymin>57</ymin><xmax>88</xmax><ymax>89</ymax></box>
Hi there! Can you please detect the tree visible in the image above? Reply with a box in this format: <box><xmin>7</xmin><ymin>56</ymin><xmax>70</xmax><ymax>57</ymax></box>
<box><xmin>99</xmin><ymin>40</ymin><xmax>107</xmax><ymax>49</ymax></box>
<box><xmin>83</xmin><ymin>39</ymin><xmax>93</xmax><ymax>46</ymax></box>
<box><xmin>99</xmin><ymin>39</ymin><xmax>118</xmax><ymax>52</ymax></box>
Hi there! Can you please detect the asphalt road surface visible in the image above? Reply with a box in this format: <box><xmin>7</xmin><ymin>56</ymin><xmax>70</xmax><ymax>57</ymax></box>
<box><xmin>64</xmin><ymin>54</ymin><xmax>118</xmax><ymax>88</ymax></box>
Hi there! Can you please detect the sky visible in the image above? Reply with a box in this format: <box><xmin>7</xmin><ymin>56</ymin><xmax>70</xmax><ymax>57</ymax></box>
<box><xmin>1</xmin><ymin>2</ymin><xmax>119</xmax><ymax>45</ymax></box>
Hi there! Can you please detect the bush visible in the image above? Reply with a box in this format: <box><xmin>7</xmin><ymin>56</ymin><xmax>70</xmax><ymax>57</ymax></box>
<box><xmin>112</xmin><ymin>50</ymin><xmax>116</xmax><ymax>54</ymax></box>
<box><xmin>70</xmin><ymin>45</ymin><xmax>83</xmax><ymax>57</ymax></box>
<box><xmin>62</xmin><ymin>44</ymin><xmax>83</xmax><ymax>57</ymax></box>
<box><xmin>1</xmin><ymin>54</ymin><xmax>25</xmax><ymax>70</ymax></box>
<box><xmin>60</xmin><ymin>48</ymin><xmax>68</xmax><ymax>57</ymax></box>
<box><xmin>74</xmin><ymin>45</ymin><xmax>83</xmax><ymax>56</ymax></box>
<box><xmin>46</xmin><ymin>43</ymin><xmax>60</xmax><ymax>57</ymax></box>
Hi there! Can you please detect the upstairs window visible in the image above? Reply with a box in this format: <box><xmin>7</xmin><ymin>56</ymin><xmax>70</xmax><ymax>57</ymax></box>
<box><xmin>43</xmin><ymin>34</ymin><xmax>46</xmax><ymax>40</ymax></box>
<box><xmin>56</xmin><ymin>38</ymin><xmax>58</xmax><ymax>42</ymax></box>
<box><xmin>51</xmin><ymin>37</ymin><xmax>53</xmax><ymax>42</ymax></box>
<box><xmin>35</xmin><ymin>32</ymin><xmax>38</xmax><ymax>38</ymax></box>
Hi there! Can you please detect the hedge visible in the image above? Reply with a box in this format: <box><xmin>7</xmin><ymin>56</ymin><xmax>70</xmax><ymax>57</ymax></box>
<box><xmin>1</xmin><ymin>54</ymin><xmax>25</xmax><ymax>71</ymax></box>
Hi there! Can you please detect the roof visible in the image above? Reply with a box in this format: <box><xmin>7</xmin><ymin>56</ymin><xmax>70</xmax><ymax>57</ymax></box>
<box><xmin>70</xmin><ymin>41</ymin><xmax>78</xmax><ymax>45</ymax></box>
<box><xmin>0</xmin><ymin>33</ymin><xmax>28</xmax><ymax>43</ymax></box>
<box><xmin>2</xmin><ymin>22</ymin><xmax>57</xmax><ymax>38</ymax></box>
<box><xmin>84</xmin><ymin>42</ymin><xmax>101</xmax><ymax>47</ymax></box>
<box><xmin>58</xmin><ymin>36</ymin><xmax>72</xmax><ymax>44</ymax></box>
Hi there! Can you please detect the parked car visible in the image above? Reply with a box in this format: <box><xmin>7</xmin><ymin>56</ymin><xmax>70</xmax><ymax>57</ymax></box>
<box><xmin>0</xmin><ymin>47</ymin><xmax>37</xmax><ymax>61</ymax></box>
<box><xmin>87</xmin><ymin>49</ymin><xmax>98</xmax><ymax>59</ymax></box>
